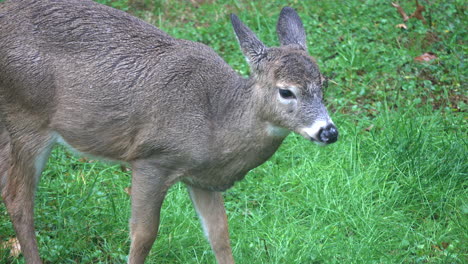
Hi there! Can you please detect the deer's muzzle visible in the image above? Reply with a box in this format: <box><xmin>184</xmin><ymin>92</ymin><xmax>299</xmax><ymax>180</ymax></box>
<box><xmin>299</xmin><ymin>120</ymin><xmax>338</xmax><ymax>145</ymax></box>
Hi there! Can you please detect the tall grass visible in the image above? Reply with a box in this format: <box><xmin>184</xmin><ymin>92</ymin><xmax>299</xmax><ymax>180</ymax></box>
<box><xmin>1</xmin><ymin>0</ymin><xmax>466</xmax><ymax>263</ymax></box>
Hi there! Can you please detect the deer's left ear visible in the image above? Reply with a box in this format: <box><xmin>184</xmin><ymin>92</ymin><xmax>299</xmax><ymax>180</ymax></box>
<box><xmin>276</xmin><ymin>7</ymin><xmax>307</xmax><ymax>51</ymax></box>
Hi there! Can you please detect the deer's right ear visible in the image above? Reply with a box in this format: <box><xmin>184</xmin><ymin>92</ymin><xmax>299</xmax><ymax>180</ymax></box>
<box><xmin>231</xmin><ymin>14</ymin><xmax>267</xmax><ymax>67</ymax></box>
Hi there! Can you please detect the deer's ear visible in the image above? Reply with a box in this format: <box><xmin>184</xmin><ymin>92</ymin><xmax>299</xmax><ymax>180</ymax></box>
<box><xmin>276</xmin><ymin>7</ymin><xmax>307</xmax><ymax>51</ymax></box>
<box><xmin>231</xmin><ymin>14</ymin><xmax>267</xmax><ymax>67</ymax></box>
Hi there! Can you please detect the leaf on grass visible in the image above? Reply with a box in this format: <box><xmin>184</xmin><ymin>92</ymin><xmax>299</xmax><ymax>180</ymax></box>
<box><xmin>414</xmin><ymin>52</ymin><xmax>437</xmax><ymax>62</ymax></box>
<box><xmin>78</xmin><ymin>157</ymin><xmax>95</xmax><ymax>163</ymax></box>
<box><xmin>120</xmin><ymin>164</ymin><xmax>131</xmax><ymax>173</ymax></box>
<box><xmin>1</xmin><ymin>237</ymin><xmax>21</xmax><ymax>258</ymax></box>
<box><xmin>124</xmin><ymin>186</ymin><xmax>132</xmax><ymax>196</ymax></box>
<box><xmin>395</xmin><ymin>23</ymin><xmax>408</xmax><ymax>29</ymax></box>
<box><xmin>431</xmin><ymin>242</ymin><xmax>449</xmax><ymax>251</ymax></box>
<box><xmin>431</xmin><ymin>244</ymin><xmax>442</xmax><ymax>251</ymax></box>
<box><xmin>392</xmin><ymin>1</ymin><xmax>426</xmax><ymax>24</ymax></box>
<box><xmin>441</xmin><ymin>242</ymin><xmax>450</xmax><ymax>250</ymax></box>
<box><xmin>391</xmin><ymin>2</ymin><xmax>409</xmax><ymax>21</ymax></box>
<box><xmin>364</xmin><ymin>124</ymin><xmax>374</xmax><ymax>132</ymax></box>
<box><xmin>410</xmin><ymin>0</ymin><xmax>426</xmax><ymax>24</ymax></box>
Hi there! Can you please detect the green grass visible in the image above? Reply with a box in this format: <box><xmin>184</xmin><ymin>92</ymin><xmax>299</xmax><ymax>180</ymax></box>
<box><xmin>1</xmin><ymin>0</ymin><xmax>467</xmax><ymax>263</ymax></box>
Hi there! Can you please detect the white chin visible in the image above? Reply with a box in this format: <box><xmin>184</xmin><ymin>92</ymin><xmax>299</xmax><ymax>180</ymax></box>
<box><xmin>266</xmin><ymin>123</ymin><xmax>290</xmax><ymax>137</ymax></box>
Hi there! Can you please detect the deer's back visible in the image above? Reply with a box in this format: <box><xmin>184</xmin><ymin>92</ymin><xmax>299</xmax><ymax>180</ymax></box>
<box><xmin>0</xmin><ymin>0</ymin><xmax>240</xmax><ymax>162</ymax></box>
<box><xmin>0</xmin><ymin>0</ymin><xmax>174</xmax><ymax>109</ymax></box>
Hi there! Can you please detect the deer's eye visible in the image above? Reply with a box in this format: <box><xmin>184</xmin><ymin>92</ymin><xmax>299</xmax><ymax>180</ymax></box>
<box><xmin>278</xmin><ymin>88</ymin><xmax>295</xmax><ymax>99</ymax></box>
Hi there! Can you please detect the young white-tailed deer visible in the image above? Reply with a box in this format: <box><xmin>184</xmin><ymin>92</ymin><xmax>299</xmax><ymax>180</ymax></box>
<box><xmin>0</xmin><ymin>0</ymin><xmax>338</xmax><ymax>263</ymax></box>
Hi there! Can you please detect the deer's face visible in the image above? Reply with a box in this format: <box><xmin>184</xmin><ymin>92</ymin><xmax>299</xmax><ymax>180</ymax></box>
<box><xmin>258</xmin><ymin>48</ymin><xmax>338</xmax><ymax>145</ymax></box>
<box><xmin>231</xmin><ymin>7</ymin><xmax>338</xmax><ymax>145</ymax></box>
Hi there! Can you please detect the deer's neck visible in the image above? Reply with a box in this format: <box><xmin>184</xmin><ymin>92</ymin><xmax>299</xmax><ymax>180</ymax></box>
<box><xmin>214</xmin><ymin>76</ymin><xmax>256</xmax><ymax>124</ymax></box>
<box><xmin>212</xmin><ymin>73</ymin><xmax>288</xmax><ymax>147</ymax></box>
<box><xmin>185</xmin><ymin>73</ymin><xmax>288</xmax><ymax>191</ymax></box>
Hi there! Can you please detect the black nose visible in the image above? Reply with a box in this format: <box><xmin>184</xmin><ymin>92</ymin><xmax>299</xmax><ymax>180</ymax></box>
<box><xmin>318</xmin><ymin>124</ymin><xmax>338</xmax><ymax>144</ymax></box>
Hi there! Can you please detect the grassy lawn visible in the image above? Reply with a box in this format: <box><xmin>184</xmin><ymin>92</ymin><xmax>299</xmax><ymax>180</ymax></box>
<box><xmin>1</xmin><ymin>0</ymin><xmax>466</xmax><ymax>263</ymax></box>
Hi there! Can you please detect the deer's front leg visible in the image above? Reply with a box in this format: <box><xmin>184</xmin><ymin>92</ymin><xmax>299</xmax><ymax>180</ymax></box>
<box><xmin>128</xmin><ymin>162</ymin><xmax>173</xmax><ymax>264</ymax></box>
<box><xmin>188</xmin><ymin>185</ymin><xmax>234</xmax><ymax>264</ymax></box>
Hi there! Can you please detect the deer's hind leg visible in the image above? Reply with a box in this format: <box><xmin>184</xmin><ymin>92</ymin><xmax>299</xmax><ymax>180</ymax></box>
<box><xmin>1</xmin><ymin>125</ymin><xmax>56</xmax><ymax>264</ymax></box>
<box><xmin>0</xmin><ymin>123</ymin><xmax>10</xmax><ymax>192</ymax></box>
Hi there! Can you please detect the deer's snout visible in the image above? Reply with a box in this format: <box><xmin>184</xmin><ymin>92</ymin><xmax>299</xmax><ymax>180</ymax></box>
<box><xmin>299</xmin><ymin>120</ymin><xmax>338</xmax><ymax>145</ymax></box>
<box><xmin>318</xmin><ymin>124</ymin><xmax>338</xmax><ymax>144</ymax></box>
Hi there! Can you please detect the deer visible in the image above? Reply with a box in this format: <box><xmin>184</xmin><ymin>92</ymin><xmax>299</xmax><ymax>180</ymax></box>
<box><xmin>0</xmin><ymin>0</ymin><xmax>338</xmax><ymax>263</ymax></box>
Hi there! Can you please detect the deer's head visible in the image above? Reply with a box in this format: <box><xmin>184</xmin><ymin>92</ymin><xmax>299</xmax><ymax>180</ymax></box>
<box><xmin>231</xmin><ymin>7</ymin><xmax>338</xmax><ymax>145</ymax></box>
